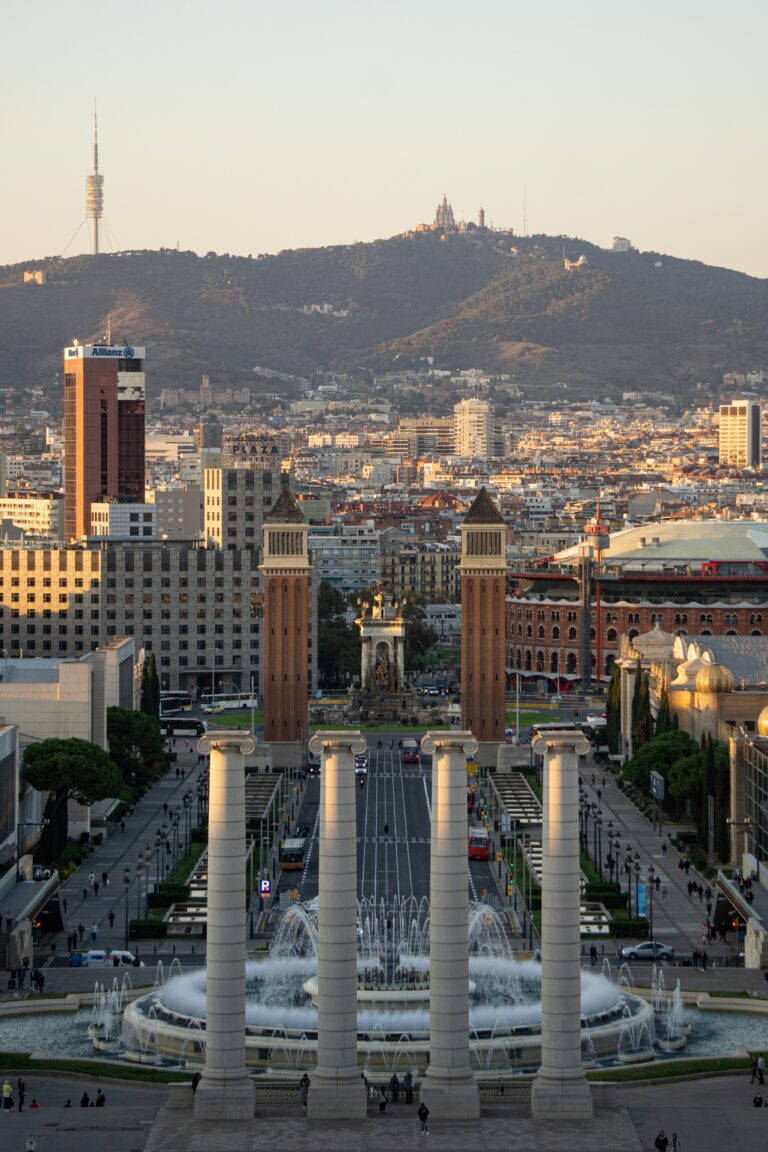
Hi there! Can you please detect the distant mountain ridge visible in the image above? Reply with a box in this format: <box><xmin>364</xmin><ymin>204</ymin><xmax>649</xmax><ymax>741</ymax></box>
<box><xmin>2</xmin><ymin>232</ymin><xmax>767</xmax><ymax>405</ymax></box>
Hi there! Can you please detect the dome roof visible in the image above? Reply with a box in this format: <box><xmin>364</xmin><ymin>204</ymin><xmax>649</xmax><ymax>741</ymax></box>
<box><xmin>695</xmin><ymin>664</ymin><xmax>734</xmax><ymax>695</ymax></box>
<box><xmin>758</xmin><ymin>706</ymin><xmax>768</xmax><ymax>738</ymax></box>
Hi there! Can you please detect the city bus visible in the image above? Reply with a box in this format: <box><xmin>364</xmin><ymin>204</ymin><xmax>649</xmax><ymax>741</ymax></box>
<box><xmin>160</xmin><ymin>691</ymin><xmax>193</xmax><ymax>715</ymax></box>
<box><xmin>162</xmin><ymin>717</ymin><xmax>207</xmax><ymax>739</ymax></box>
<box><xmin>468</xmin><ymin>827</ymin><xmax>490</xmax><ymax>861</ymax></box>
<box><xmin>529</xmin><ymin>721</ymin><xmax>581</xmax><ymax>739</ymax></box>
<box><xmin>401</xmin><ymin>738</ymin><xmax>420</xmax><ymax>764</ymax></box>
<box><xmin>200</xmin><ymin>691</ymin><xmax>258</xmax><ymax>713</ymax></box>
<box><xmin>279</xmin><ymin>838</ymin><xmax>306</xmax><ymax>870</ymax></box>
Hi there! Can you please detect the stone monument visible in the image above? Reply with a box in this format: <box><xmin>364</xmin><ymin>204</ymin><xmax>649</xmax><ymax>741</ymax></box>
<box><xmin>349</xmin><ymin>591</ymin><xmax>417</xmax><ymax>723</ymax></box>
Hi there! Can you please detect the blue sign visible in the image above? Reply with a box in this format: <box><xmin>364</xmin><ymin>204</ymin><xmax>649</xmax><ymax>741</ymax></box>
<box><xmin>259</xmin><ymin>879</ymin><xmax>271</xmax><ymax>896</ymax></box>
<box><xmin>637</xmin><ymin>883</ymin><xmax>647</xmax><ymax>917</ymax></box>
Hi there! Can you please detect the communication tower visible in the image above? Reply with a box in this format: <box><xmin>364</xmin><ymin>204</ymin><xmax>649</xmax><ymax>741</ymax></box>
<box><xmin>86</xmin><ymin>104</ymin><xmax>104</xmax><ymax>255</ymax></box>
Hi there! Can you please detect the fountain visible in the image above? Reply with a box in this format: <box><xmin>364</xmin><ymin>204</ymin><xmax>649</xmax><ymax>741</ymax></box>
<box><xmin>656</xmin><ymin>979</ymin><xmax>690</xmax><ymax>1052</ymax></box>
<box><xmin>120</xmin><ymin>897</ymin><xmax>655</xmax><ymax>1073</ymax></box>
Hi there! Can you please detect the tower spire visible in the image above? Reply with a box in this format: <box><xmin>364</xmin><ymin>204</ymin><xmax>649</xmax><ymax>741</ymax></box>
<box><xmin>86</xmin><ymin>100</ymin><xmax>104</xmax><ymax>255</ymax></box>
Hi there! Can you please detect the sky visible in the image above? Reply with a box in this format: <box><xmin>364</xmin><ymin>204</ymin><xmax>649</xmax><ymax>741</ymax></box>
<box><xmin>2</xmin><ymin>0</ymin><xmax>768</xmax><ymax>276</ymax></box>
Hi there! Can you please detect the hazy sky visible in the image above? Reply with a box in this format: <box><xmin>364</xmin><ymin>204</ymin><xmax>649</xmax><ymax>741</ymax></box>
<box><xmin>3</xmin><ymin>0</ymin><xmax>767</xmax><ymax>276</ymax></box>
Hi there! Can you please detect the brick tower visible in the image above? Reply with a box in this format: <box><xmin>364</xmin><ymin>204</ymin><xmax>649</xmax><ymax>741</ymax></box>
<box><xmin>260</xmin><ymin>483</ymin><xmax>310</xmax><ymax>766</ymax></box>
<box><xmin>459</xmin><ymin>488</ymin><xmax>506</xmax><ymax>761</ymax></box>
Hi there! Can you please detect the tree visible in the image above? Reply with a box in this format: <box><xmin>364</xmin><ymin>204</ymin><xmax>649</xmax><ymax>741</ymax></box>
<box><xmin>318</xmin><ymin>580</ymin><xmax>347</xmax><ymax>622</ymax></box>
<box><xmin>605</xmin><ymin>664</ymin><xmax>621</xmax><ymax>754</ymax></box>
<box><xmin>631</xmin><ymin>671</ymin><xmax>652</xmax><ymax>751</ymax></box>
<box><xmin>24</xmin><ymin>738</ymin><xmax>122</xmax><ymax>862</ymax></box>
<box><xmin>107</xmin><ymin>707</ymin><xmax>166</xmax><ymax>788</ymax></box>
<box><xmin>140</xmin><ymin>653</ymin><xmax>161</xmax><ymax>720</ymax></box>
<box><xmin>654</xmin><ymin>689</ymin><xmax>672</xmax><ymax>736</ymax></box>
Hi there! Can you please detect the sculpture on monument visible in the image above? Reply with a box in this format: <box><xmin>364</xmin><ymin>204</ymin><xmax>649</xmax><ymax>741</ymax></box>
<box><xmin>349</xmin><ymin>590</ymin><xmax>416</xmax><ymax>721</ymax></box>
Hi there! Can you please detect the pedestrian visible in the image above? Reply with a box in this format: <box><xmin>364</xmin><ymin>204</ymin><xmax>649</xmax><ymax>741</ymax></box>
<box><xmin>93</xmin><ymin>881</ymin><xmax>99</xmax><ymax>897</ymax></box>
<box><xmin>661</xmin><ymin>886</ymin><xmax>668</xmax><ymax>902</ymax></box>
<box><xmin>82</xmin><ymin>887</ymin><xmax>88</xmax><ymax>901</ymax></box>
<box><xmin>403</xmin><ymin>1070</ymin><xmax>413</xmax><ymax>1105</ymax></box>
<box><xmin>671</xmin><ymin>1132</ymin><xmax>681</xmax><ymax>1152</ymax></box>
<box><xmin>89</xmin><ymin>872</ymin><xmax>95</xmax><ymax>889</ymax></box>
<box><xmin>80</xmin><ymin>1092</ymin><xmax>90</xmax><ymax>1108</ymax></box>
<box><xmin>2</xmin><ymin>1079</ymin><xmax>13</xmax><ymax>1110</ymax></box>
<box><xmin>63</xmin><ymin>1099</ymin><xmax>72</xmax><ymax>1108</ymax></box>
<box><xmin>390</xmin><ymin>1072</ymin><xmax>400</xmax><ymax>1103</ymax></box>
<box><xmin>758</xmin><ymin>1053</ymin><xmax>765</xmax><ymax>1084</ymax></box>
<box><xmin>418</xmin><ymin>1100</ymin><xmax>430</xmax><ymax>1134</ymax></box>
<box><xmin>95</xmin><ymin>1089</ymin><xmax>105</xmax><ymax>1107</ymax></box>
<box><xmin>662</xmin><ymin>841</ymin><xmax>667</xmax><ymax>856</ymax></box>
<box><xmin>108</xmin><ymin>911</ymin><xmax>115</xmax><ymax>929</ymax></box>
<box><xmin>37</xmin><ymin>972</ymin><xmax>45</xmax><ymax>994</ymax></box>
<box><xmin>590</xmin><ymin>944</ymin><xmax>598</xmax><ymax>967</ymax></box>
<box><xmin>655</xmin><ymin>1131</ymin><xmax>669</xmax><ymax>1152</ymax></box>
<box><xmin>120</xmin><ymin>820</ymin><xmax>125</xmax><ymax>834</ymax></box>
<box><xmin>17</xmin><ymin>1077</ymin><xmax>25</xmax><ymax>1111</ymax></box>
<box><xmin>753</xmin><ymin>1092</ymin><xmax>763</xmax><ymax>1107</ymax></box>
<box><xmin>751</xmin><ymin>1055</ymin><xmax>759</xmax><ymax>1083</ymax></box>
<box><xmin>101</xmin><ymin>871</ymin><xmax>108</xmax><ymax>887</ymax></box>
<box><xmin>299</xmin><ymin>1073</ymin><xmax>309</xmax><ymax>1107</ymax></box>
<box><xmin>78</xmin><ymin>923</ymin><xmax>85</xmax><ymax>942</ymax></box>
<box><xmin>90</xmin><ymin>922</ymin><xmax>98</xmax><ymax>943</ymax></box>
<box><xmin>378</xmin><ymin>1087</ymin><xmax>387</xmax><ymax>1113</ymax></box>
<box><xmin>684</xmin><ymin>859</ymin><xmax>690</xmax><ymax>874</ymax></box>
<box><xmin>5</xmin><ymin>911</ymin><xmax>12</xmax><ymax>932</ymax></box>
<box><xmin>63</xmin><ymin>897</ymin><xmax>68</xmax><ymax>914</ymax></box>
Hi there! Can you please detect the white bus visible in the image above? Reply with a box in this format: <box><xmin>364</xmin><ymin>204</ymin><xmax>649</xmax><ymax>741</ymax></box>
<box><xmin>201</xmin><ymin>692</ymin><xmax>258</xmax><ymax>714</ymax></box>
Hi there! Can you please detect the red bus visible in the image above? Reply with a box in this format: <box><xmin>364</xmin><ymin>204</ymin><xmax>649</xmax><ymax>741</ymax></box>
<box><xmin>468</xmin><ymin>827</ymin><xmax>490</xmax><ymax>861</ymax></box>
<box><xmin>401</xmin><ymin>739</ymin><xmax>419</xmax><ymax>764</ymax></box>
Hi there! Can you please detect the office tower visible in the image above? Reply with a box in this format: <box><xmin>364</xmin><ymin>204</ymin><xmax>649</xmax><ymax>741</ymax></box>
<box><xmin>719</xmin><ymin>400</ymin><xmax>762</xmax><ymax>468</ymax></box>
<box><xmin>195</xmin><ymin>415</ymin><xmax>224</xmax><ymax>451</ymax></box>
<box><xmin>63</xmin><ymin>342</ymin><xmax>146</xmax><ymax>541</ymax></box>
<box><xmin>459</xmin><ymin>488</ymin><xmax>506</xmax><ymax>753</ymax></box>
<box><xmin>203</xmin><ymin>464</ymin><xmax>276</xmax><ymax>549</ymax></box>
<box><xmin>260</xmin><ymin>483</ymin><xmax>310</xmax><ymax>762</ymax></box>
<box><xmin>453</xmin><ymin>397</ymin><xmax>494</xmax><ymax>459</ymax></box>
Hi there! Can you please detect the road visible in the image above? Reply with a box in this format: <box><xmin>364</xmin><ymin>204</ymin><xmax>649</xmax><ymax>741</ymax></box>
<box><xmin>276</xmin><ymin>741</ymin><xmax>496</xmax><ymax>909</ymax></box>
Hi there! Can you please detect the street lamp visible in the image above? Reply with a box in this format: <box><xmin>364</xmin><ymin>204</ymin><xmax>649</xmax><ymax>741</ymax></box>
<box><xmin>144</xmin><ymin>846</ymin><xmax>152</xmax><ymax>906</ymax></box>
<box><xmin>123</xmin><ymin>865</ymin><xmax>131</xmax><ymax>949</ymax></box>
<box><xmin>634</xmin><ymin>858</ymin><xmax>641</xmax><ymax>923</ymax></box>
<box><xmin>154</xmin><ymin>833</ymin><xmax>162</xmax><ymax>888</ymax></box>
<box><xmin>624</xmin><ymin>849</ymin><xmax>634</xmax><ymax>918</ymax></box>
<box><xmin>136</xmin><ymin>856</ymin><xmax>144</xmax><ymax>922</ymax></box>
<box><xmin>647</xmin><ymin>864</ymin><xmax>656</xmax><ymax>941</ymax></box>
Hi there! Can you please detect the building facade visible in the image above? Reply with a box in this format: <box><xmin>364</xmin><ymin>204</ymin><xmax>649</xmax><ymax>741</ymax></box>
<box><xmin>0</xmin><ymin>494</ymin><xmax>64</xmax><ymax>542</ymax></box>
<box><xmin>63</xmin><ymin>343</ymin><xmax>146</xmax><ymax>541</ymax></box>
<box><xmin>453</xmin><ymin>398</ymin><xmax>494</xmax><ymax>460</ymax></box>
<box><xmin>203</xmin><ymin>465</ymin><xmax>277</xmax><ymax>549</ymax></box>
<box><xmin>719</xmin><ymin>400</ymin><xmax>762</xmax><ymax>469</ymax></box>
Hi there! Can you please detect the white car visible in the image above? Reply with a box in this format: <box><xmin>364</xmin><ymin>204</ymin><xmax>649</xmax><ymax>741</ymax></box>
<box><xmin>83</xmin><ymin>949</ymin><xmax>145</xmax><ymax>967</ymax></box>
<box><xmin>618</xmin><ymin>940</ymin><xmax>675</xmax><ymax>963</ymax></box>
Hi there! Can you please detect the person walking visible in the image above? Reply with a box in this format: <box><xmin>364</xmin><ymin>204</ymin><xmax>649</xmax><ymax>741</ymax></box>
<box><xmin>108</xmin><ymin>911</ymin><xmax>115</xmax><ymax>930</ymax></box>
<box><xmin>418</xmin><ymin>1100</ymin><xmax>430</xmax><ymax>1134</ymax></box>
<box><xmin>90</xmin><ymin>922</ymin><xmax>98</xmax><ymax>943</ymax></box>
<box><xmin>672</xmin><ymin>1133</ymin><xmax>681</xmax><ymax>1152</ymax></box>
<box><xmin>403</xmin><ymin>1070</ymin><xmax>413</xmax><ymax>1105</ymax></box>
<box><xmin>378</xmin><ymin>1087</ymin><xmax>387</xmax><ymax>1113</ymax></box>
<box><xmin>2</xmin><ymin>1078</ymin><xmax>13</xmax><ymax>1110</ymax></box>
<box><xmin>654</xmin><ymin>1131</ymin><xmax>669</xmax><ymax>1152</ymax></box>
<box><xmin>17</xmin><ymin>1077</ymin><xmax>25</xmax><ymax>1111</ymax></box>
<box><xmin>751</xmin><ymin>1055</ymin><xmax>760</xmax><ymax>1083</ymax></box>
<box><xmin>389</xmin><ymin>1072</ymin><xmax>400</xmax><ymax>1103</ymax></box>
<box><xmin>95</xmin><ymin>1089</ymin><xmax>105</xmax><ymax>1107</ymax></box>
<box><xmin>758</xmin><ymin>1053</ymin><xmax>765</xmax><ymax>1084</ymax></box>
<box><xmin>298</xmin><ymin>1073</ymin><xmax>309</xmax><ymax>1108</ymax></box>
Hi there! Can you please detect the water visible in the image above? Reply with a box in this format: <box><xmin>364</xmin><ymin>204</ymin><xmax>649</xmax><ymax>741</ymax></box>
<box><xmin>0</xmin><ymin>1005</ymin><xmax>762</xmax><ymax>1063</ymax></box>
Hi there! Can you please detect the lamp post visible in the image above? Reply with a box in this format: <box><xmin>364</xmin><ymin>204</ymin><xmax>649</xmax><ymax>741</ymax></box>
<box><xmin>606</xmin><ymin>826</ymin><xmax>615</xmax><ymax>884</ymax></box>
<box><xmin>155</xmin><ymin>833</ymin><xmax>162</xmax><ymax>888</ymax></box>
<box><xmin>136</xmin><ymin>857</ymin><xmax>144</xmax><ymax>922</ymax></box>
<box><xmin>633</xmin><ymin>858</ymin><xmax>641</xmax><ymax>925</ymax></box>
<box><xmin>647</xmin><ymin>864</ymin><xmax>656</xmax><ymax>942</ymax></box>
<box><xmin>144</xmin><ymin>846</ymin><xmax>152</xmax><ymax>908</ymax></box>
<box><xmin>624</xmin><ymin>849</ymin><xmax>633</xmax><ymax>918</ymax></box>
<box><xmin>123</xmin><ymin>865</ymin><xmax>131</xmax><ymax>949</ymax></box>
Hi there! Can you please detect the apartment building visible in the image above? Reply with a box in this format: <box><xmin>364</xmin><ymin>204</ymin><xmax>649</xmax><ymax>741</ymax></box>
<box><xmin>0</xmin><ymin>494</ymin><xmax>64</xmax><ymax>542</ymax></box>
<box><xmin>203</xmin><ymin>465</ymin><xmax>278</xmax><ymax>549</ymax></box>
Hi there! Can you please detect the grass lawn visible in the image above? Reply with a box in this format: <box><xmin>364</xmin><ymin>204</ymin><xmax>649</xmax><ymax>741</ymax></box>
<box><xmin>588</xmin><ymin>1056</ymin><xmax>750</xmax><ymax>1082</ymax></box>
<box><xmin>207</xmin><ymin>710</ymin><xmax>263</xmax><ymax>729</ymax></box>
<box><xmin>505</xmin><ymin>709</ymin><xmax>562</xmax><ymax>727</ymax></box>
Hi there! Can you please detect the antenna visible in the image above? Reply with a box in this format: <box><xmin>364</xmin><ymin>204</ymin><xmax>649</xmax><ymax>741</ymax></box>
<box><xmin>523</xmin><ymin>186</ymin><xmax>527</xmax><ymax>237</ymax></box>
<box><xmin>86</xmin><ymin>101</ymin><xmax>104</xmax><ymax>255</ymax></box>
<box><xmin>105</xmin><ymin>313</ymin><xmax>111</xmax><ymax>345</ymax></box>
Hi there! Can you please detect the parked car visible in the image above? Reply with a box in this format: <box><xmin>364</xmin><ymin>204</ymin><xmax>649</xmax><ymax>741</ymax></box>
<box><xmin>77</xmin><ymin>950</ymin><xmax>145</xmax><ymax>967</ymax></box>
<box><xmin>618</xmin><ymin>941</ymin><xmax>675</xmax><ymax>962</ymax></box>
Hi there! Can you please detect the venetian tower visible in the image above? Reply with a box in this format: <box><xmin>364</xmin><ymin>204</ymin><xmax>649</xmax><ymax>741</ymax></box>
<box><xmin>260</xmin><ymin>481</ymin><xmax>310</xmax><ymax>767</ymax></box>
<box><xmin>459</xmin><ymin>487</ymin><xmax>506</xmax><ymax>761</ymax></box>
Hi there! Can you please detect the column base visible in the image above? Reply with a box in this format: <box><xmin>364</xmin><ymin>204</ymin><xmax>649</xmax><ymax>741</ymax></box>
<box><xmin>307</xmin><ymin>1071</ymin><xmax>367</xmax><ymax>1120</ymax></box>
<box><xmin>193</xmin><ymin>1076</ymin><xmax>255</xmax><ymax>1121</ymax></box>
<box><xmin>419</xmin><ymin>1072</ymin><xmax>480</xmax><ymax>1120</ymax></box>
<box><xmin>531</xmin><ymin>1072</ymin><xmax>593</xmax><ymax>1121</ymax></box>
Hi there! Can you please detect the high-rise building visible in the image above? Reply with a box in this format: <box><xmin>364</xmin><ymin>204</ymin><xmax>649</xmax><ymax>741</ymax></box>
<box><xmin>453</xmin><ymin>397</ymin><xmax>494</xmax><ymax>459</ymax></box>
<box><xmin>203</xmin><ymin>464</ymin><xmax>278</xmax><ymax>549</ymax></box>
<box><xmin>460</xmin><ymin>488</ymin><xmax>507</xmax><ymax>754</ymax></box>
<box><xmin>260</xmin><ymin>484</ymin><xmax>311</xmax><ymax>763</ymax></box>
<box><xmin>719</xmin><ymin>400</ymin><xmax>762</xmax><ymax>468</ymax></box>
<box><xmin>63</xmin><ymin>342</ymin><xmax>146</xmax><ymax>541</ymax></box>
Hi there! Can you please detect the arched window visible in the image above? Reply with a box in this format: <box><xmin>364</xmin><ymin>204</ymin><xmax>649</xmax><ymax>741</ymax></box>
<box><xmin>550</xmin><ymin>651</ymin><xmax>559</xmax><ymax>673</ymax></box>
<box><xmin>525</xmin><ymin>650</ymin><xmax>532</xmax><ymax>671</ymax></box>
<box><xmin>537</xmin><ymin>625</ymin><xmax>545</xmax><ymax>639</ymax></box>
<box><xmin>566</xmin><ymin>652</ymin><xmax>577</xmax><ymax>674</ymax></box>
<box><xmin>607</xmin><ymin>628</ymin><xmax>617</xmax><ymax>642</ymax></box>
<box><xmin>536</xmin><ymin>650</ymin><xmax>545</xmax><ymax>673</ymax></box>
<box><xmin>552</xmin><ymin>626</ymin><xmax>560</xmax><ymax>640</ymax></box>
<box><xmin>526</xmin><ymin>624</ymin><xmax>532</xmax><ymax>638</ymax></box>
<box><xmin>568</xmin><ymin>626</ymin><xmax>577</xmax><ymax>641</ymax></box>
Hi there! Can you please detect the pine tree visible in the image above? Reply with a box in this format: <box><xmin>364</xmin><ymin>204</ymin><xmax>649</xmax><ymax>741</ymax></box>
<box><xmin>140</xmin><ymin>652</ymin><xmax>161</xmax><ymax>719</ymax></box>
<box><xmin>700</xmin><ymin>732</ymin><xmax>716</xmax><ymax>853</ymax></box>
<box><xmin>632</xmin><ymin>671</ymin><xmax>652</xmax><ymax>750</ymax></box>
<box><xmin>605</xmin><ymin>663</ymin><xmax>621</xmax><ymax>754</ymax></box>
<box><xmin>655</xmin><ymin>690</ymin><xmax>671</xmax><ymax>736</ymax></box>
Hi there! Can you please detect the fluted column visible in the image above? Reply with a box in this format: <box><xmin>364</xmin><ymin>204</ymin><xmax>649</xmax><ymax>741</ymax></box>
<box><xmin>194</xmin><ymin>733</ymin><xmax>256</xmax><ymax>1120</ymax></box>
<box><xmin>530</xmin><ymin>730</ymin><xmax>592</xmax><ymax>1120</ymax></box>
<box><xmin>306</xmin><ymin>730</ymin><xmax>367</xmax><ymax>1120</ymax></box>
<box><xmin>420</xmin><ymin>731</ymin><xmax>480</xmax><ymax>1119</ymax></box>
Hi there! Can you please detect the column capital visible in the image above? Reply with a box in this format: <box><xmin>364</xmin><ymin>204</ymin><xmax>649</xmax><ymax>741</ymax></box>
<box><xmin>309</xmin><ymin>729</ymin><xmax>366</xmax><ymax>757</ymax></box>
<box><xmin>532</xmin><ymin>730</ymin><xmax>590</xmax><ymax>758</ymax></box>
<box><xmin>198</xmin><ymin>732</ymin><xmax>256</xmax><ymax>757</ymax></box>
<box><xmin>421</xmin><ymin>730</ymin><xmax>478</xmax><ymax>758</ymax></box>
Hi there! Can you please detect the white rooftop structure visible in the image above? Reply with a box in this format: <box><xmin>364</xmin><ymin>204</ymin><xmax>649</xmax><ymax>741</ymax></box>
<box><xmin>556</xmin><ymin>520</ymin><xmax>768</xmax><ymax>570</ymax></box>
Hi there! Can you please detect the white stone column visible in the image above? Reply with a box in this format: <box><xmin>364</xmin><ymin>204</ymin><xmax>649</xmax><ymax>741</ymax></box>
<box><xmin>420</xmin><ymin>731</ymin><xmax>480</xmax><ymax>1119</ymax></box>
<box><xmin>531</xmin><ymin>730</ymin><xmax>593</xmax><ymax>1121</ymax></box>
<box><xmin>194</xmin><ymin>733</ymin><xmax>256</xmax><ymax>1120</ymax></box>
<box><xmin>306</xmin><ymin>730</ymin><xmax>367</xmax><ymax>1120</ymax></box>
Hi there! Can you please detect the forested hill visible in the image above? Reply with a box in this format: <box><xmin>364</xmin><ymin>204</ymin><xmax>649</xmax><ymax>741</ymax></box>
<box><xmin>2</xmin><ymin>231</ymin><xmax>767</xmax><ymax>404</ymax></box>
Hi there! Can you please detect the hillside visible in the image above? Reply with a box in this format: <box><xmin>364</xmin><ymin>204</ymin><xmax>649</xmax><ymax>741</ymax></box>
<box><xmin>1</xmin><ymin>232</ymin><xmax>767</xmax><ymax>406</ymax></box>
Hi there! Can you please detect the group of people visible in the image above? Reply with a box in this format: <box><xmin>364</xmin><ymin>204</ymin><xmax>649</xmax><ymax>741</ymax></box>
<box><xmin>2</xmin><ymin>1078</ymin><xmax>38</xmax><ymax>1110</ymax></box>
<box><xmin>654</xmin><ymin>1132</ymin><xmax>681</xmax><ymax>1151</ymax></box>
<box><xmin>300</xmin><ymin>1071</ymin><xmax>427</xmax><ymax>1130</ymax></box>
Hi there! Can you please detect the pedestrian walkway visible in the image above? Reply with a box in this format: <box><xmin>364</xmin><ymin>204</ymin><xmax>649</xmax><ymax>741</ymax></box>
<box><xmin>53</xmin><ymin>743</ymin><xmax>208</xmax><ymax>961</ymax></box>
<box><xmin>580</xmin><ymin>759</ymin><xmax>738</xmax><ymax>964</ymax></box>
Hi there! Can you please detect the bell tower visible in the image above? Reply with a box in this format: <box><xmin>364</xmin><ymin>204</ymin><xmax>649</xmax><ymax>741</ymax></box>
<box><xmin>260</xmin><ymin>482</ymin><xmax>310</xmax><ymax>766</ymax></box>
<box><xmin>459</xmin><ymin>488</ymin><xmax>507</xmax><ymax>759</ymax></box>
